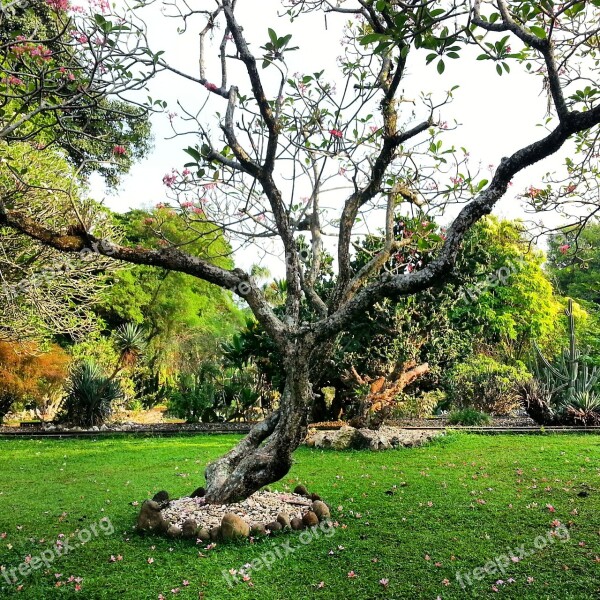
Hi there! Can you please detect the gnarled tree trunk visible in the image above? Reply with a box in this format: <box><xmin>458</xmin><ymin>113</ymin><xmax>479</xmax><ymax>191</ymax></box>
<box><xmin>204</xmin><ymin>355</ymin><xmax>313</xmax><ymax>504</ymax></box>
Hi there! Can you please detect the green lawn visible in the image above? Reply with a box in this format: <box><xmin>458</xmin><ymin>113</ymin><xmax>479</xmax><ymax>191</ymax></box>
<box><xmin>0</xmin><ymin>433</ymin><xmax>598</xmax><ymax>599</ymax></box>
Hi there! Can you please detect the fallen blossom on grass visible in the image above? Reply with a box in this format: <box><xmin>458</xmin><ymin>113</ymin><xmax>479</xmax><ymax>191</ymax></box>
<box><xmin>347</xmin><ymin>571</ymin><xmax>357</xmax><ymax>578</ymax></box>
<box><xmin>147</xmin><ymin>557</ymin><xmax>154</xmax><ymax>564</ymax></box>
<box><xmin>379</xmin><ymin>578</ymin><xmax>389</xmax><ymax>587</ymax></box>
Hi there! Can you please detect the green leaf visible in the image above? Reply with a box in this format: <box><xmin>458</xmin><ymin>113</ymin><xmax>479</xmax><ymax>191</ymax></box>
<box><xmin>529</xmin><ymin>25</ymin><xmax>547</xmax><ymax>39</ymax></box>
<box><xmin>268</xmin><ymin>28</ymin><xmax>278</xmax><ymax>45</ymax></box>
<box><xmin>437</xmin><ymin>59</ymin><xmax>445</xmax><ymax>74</ymax></box>
<box><xmin>184</xmin><ymin>147</ymin><xmax>202</xmax><ymax>162</ymax></box>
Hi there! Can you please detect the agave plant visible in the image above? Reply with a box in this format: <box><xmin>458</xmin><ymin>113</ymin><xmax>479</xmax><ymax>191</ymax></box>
<box><xmin>61</xmin><ymin>361</ymin><xmax>123</xmax><ymax>427</ymax></box>
<box><xmin>528</xmin><ymin>299</ymin><xmax>600</xmax><ymax>425</ymax></box>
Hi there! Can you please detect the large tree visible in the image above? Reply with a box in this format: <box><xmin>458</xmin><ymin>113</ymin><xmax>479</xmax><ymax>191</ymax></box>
<box><xmin>3</xmin><ymin>0</ymin><xmax>600</xmax><ymax>503</ymax></box>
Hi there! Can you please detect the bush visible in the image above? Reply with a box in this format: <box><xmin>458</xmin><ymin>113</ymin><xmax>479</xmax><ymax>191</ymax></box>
<box><xmin>391</xmin><ymin>390</ymin><xmax>446</xmax><ymax>418</ymax></box>
<box><xmin>167</xmin><ymin>361</ymin><xmax>263</xmax><ymax>423</ymax></box>
<box><xmin>0</xmin><ymin>341</ymin><xmax>69</xmax><ymax>423</ymax></box>
<box><xmin>446</xmin><ymin>354</ymin><xmax>529</xmax><ymax>415</ymax></box>
<box><xmin>61</xmin><ymin>361</ymin><xmax>123</xmax><ymax>427</ymax></box>
<box><xmin>447</xmin><ymin>408</ymin><xmax>492</xmax><ymax>426</ymax></box>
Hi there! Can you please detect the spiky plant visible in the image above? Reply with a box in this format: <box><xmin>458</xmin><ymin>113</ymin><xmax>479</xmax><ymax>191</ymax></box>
<box><xmin>62</xmin><ymin>361</ymin><xmax>123</xmax><ymax>427</ymax></box>
<box><xmin>109</xmin><ymin>322</ymin><xmax>147</xmax><ymax>382</ymax></box>
<box><xmin>528</xmin><ymin>299</ymin><xmax>600</xmax><ymax>425</ymax></box>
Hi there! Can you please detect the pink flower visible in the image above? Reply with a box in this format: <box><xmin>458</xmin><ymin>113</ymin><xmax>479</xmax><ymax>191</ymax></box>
<box><xmin>4</xmin><ymin>75</ymin><xmax>24</xmax><ymax>86</ymax></box>
<box><xmin>46</xmin><ymin>0</ymin><xmax>70</xmax><ymax>10</ymax></box>
<box><xmin>112</xmin><ymin>145</ymin><xmax>126</xmax><ymax>156</ymax></box>
<box><xmin>442</xmin><ymin>578</ymin><xmax>450</xmax><ymax>586</ymax></box>
<box><xmin>379</xmin><ymin>578</ymin><xmax>389</xmax><ymax>587</ymax></box>
<box><xmin>147</xmin><ymin>557</ymin><xmax>154</xmax><ymax>564</ymax></box>
<box><xmin>546</xmin><ymin>504</ymin><xmax>556</xmax><ymax>513</ymax></box>
<box><xmin>180</xmin><ymin>201</ymin><xmax>194</xmax><ymax>209</ymax></box>
<box><xmin>162</xmin><ymin>173</ymin><xmax>177</xmax><ymax>187</ymax></box>
<box><xmin>559</xmin><ymin>244</ymin><xmax>570</xmax><ymax>254</ymax></box>
<box><xmin>317</xmin><ymin>581</ymin><xmax>325</xmax><ymax>588</ymax></box>
<box><xmin>182</xmin><ymin>580</ymin><xmax>189</xmax><ymax>586</ymax></box>
<box><xmin>204</xmin><ymin>82</ymin><xmax>218</xmax><ymax>91</ymax></box>
<box><xmin>75</xmin><ymin>584</ymin><xmax>82</xmax><ymax>592</ymax></box>
<box><xmin>143</xmin><ymin>218</ymin><xmax>155</xmax><ymax>225</ymax></box>
<box><xmin>329</xmin><ymin>128</ymin><xmax>343</xmax><ymax>138</ymax></box>
<box><xmin>347</xmin><ymin>571</ymin><xmax>357</xmax><ymax>578</ymax></box>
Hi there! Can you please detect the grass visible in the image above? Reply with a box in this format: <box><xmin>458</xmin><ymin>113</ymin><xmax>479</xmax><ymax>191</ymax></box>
<box><xmin>0</xmin><ymin>433</ymin><xmax>598</xmax><ymax>599</ymax></box>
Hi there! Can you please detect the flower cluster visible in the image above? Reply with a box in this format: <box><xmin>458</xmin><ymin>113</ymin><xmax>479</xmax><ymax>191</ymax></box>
<box><xmin>11</xmin><ymin>38</ymin><xmax>53</xmax><ymax>61</ymax></box>
<box><xmin>46</xmin><ymin>0</ymin><xmax>70</xmax><ymax>11</ymax></box>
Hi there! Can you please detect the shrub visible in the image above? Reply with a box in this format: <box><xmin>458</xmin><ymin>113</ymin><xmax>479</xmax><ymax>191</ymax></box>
<box><xmin>61</xmin><ymin>361</ymin><xmax>123</xmax><ymax>427</ymax></box>
<box><xmin>447</xmin><ymin>408</ymin><xmax>492</xmax><ymax>426</ymax></box>
<box><xmin>168</xmin><ymin>361</ymin><xmax>262</xmax><ymax>423</ymax></box>
<box><xmin>392</xmin><ymin>390</ymin><xmax>446</xmax><ymax>418</ymax></box>
<box><xmin>0</xmin><ymin>341</ymin><xmax>69</xmax><ymax>423</ymax></box>
<box><xmin>447</xmin><ymin>354</ymin><xmax>529</xmax><ymax>415</ymax></box>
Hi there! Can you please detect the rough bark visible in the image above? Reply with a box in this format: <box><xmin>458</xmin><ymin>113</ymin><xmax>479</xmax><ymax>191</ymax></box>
<box><xmin>204</xmin><ymin>355</ymin><xmax>313</xmax><ymax>504</ymax></box>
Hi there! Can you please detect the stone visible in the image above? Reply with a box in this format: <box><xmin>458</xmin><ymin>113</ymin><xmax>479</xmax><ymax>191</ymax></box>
<box><xmin>197</xmin><ymin>528</ymin><xmax>211</xmax><ymax>541</ymax></box>
<box><xmin>91</xmin><ymin>426</ymin><xmax>99</xmax><ymax>432</ymax></box>
<box><xmin>302</xmin><ymin>511</ymin><xmax>319</xmax><ymax>528</ymax></box>
<box><xmin>311</xmin><ymin>501</ymin><xmax>330</xmax><ymax>521</ymax></box>
<box><xmin>136</xmin><ymin>500</ymin><xmax>168</xmax><ymax>533</ymax></box>
<box><xmin>290</xmin><ymin>517</ymin><xmax>304</xmax><ymax>530</ymax></box>
<box><xmin>166</xmin><ymin>525</ymin><xmax>182</xmax><ymax>538</ymax></box>
<box><xmin>190</xmin><ymin>487</ymin><xmax>206</xmax><ymax>498</ymax></box>
<box><xmin>306</xmin><ymin>426</ymin><xmax>443</xmax><ymax>451</ymax></box>
<box><xmin>250</xmin><ymin>523</ymin><xmax>267</xmax><ymax>536</ymax></box>
<box><xmin>266</xmin><ymin>521</ymin><xmax>282</xmax><ymax>532</ymax></box>
<box><xmin>181</xmin><ymin>519</ymin><xmax>198</xmax><ymax>539</ymax></box>
<box><xmin>100</xmin><ymin>424</ymin><xmax>109</xmax><ymax>431</ymax></box>
<box><xmin>332</xmin><ymin>426</ymin><xmax>361</xmax><ymax>450</ymax></box>
<box><xmin>209</xmin><ymin>526</ymin><xmax>221</xmax><ymax>541</ymax></box>
<box><xmin>152</xmin><ymin>491</ymin><xmax>170</xmax><ymax>506</ymax></box>
<box><xmin>293</xmin><ymin>484</ymin><xmax>309</xmax><ymax>496</ymax></box>
<box><xmin>221</xmin><ymin>514</ymin><xmax>250</xmax><ymax>540</ymax></box>
<box><xmin>276</xmin><ymin>513</ymin><xmax>291</xmax><ymax>529</ymax></box>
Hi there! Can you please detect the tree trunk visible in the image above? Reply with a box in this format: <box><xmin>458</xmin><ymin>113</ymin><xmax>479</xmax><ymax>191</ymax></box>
<box><xmin>204</xmin><ymin>357</ymin><xmax>313</xmax><ymax>504</ymax></box>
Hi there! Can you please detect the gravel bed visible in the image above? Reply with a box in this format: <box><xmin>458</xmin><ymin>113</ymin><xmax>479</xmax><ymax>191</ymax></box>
<box><xmin>161</xmin><ymin>491</ymin><xmax>312</xmax><ymax>530</ymax></box>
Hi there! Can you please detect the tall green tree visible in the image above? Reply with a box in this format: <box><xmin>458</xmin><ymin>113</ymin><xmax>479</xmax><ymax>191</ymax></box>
<box><xmin>99</xmin><ymin>208</ymin><xmax>245</xmax><ymax>381</ymax></box>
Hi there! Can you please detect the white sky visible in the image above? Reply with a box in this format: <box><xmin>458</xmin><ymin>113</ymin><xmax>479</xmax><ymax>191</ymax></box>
<box><xmin>94</xmin><ymin>0</ymin><xmax>571</xmax><ymax>274</ymax></box>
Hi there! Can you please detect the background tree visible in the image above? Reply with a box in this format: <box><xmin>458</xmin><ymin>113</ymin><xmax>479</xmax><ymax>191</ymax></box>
<box><xmin>3</xmin><ymin>0</ymin><xmax>600</xmax><ymax>503</ymax></box>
